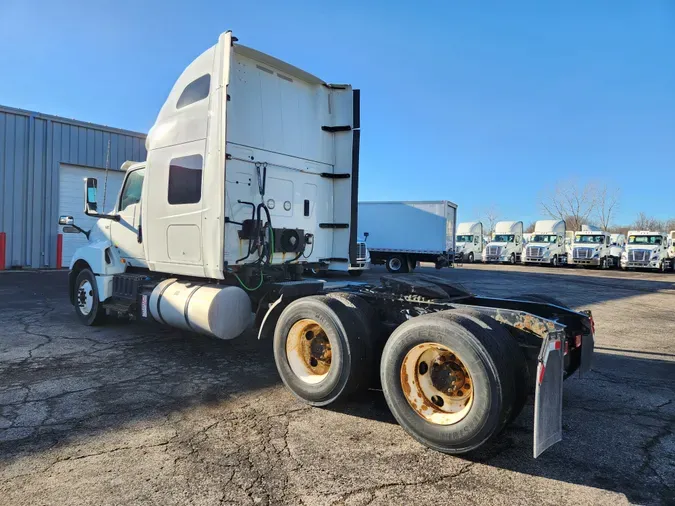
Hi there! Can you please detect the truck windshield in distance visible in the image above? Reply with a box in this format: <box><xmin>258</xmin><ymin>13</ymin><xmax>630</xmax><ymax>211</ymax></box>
<box><xmin>575</xmin><ymin>235</ymin><xmax>604</xmax><ymax>244</ymax></box>
<box><xmin>532</xmin><ymin>234</ymin><xmax>557</xmax><ymax>243</ymax></box>
<box><xmin>493</xmin><ymin>234</ymin><xmax>515</xmax><ymax>242</ymax></box>
<box><xmin>456</xmin><ymin>235</ymin><xmax>474</xmax><ymax>243</ymax></box>
<box><xmin>628</xmin><ymin>235</ymin><xmax>662</xmax><ymax>245</ymax></box>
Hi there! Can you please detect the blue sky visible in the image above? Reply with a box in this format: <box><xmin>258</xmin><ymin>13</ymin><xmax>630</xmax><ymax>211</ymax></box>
<box><xmin>1</xmin><ymin>0</ymin><xmax>673</xmax><ymax>225</ymax></box>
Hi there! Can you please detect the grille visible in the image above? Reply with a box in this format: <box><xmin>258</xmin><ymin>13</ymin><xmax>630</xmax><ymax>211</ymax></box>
<box><xmin>628</xmin><ymin>250</ymin><xmax>649</xmax><ymax>262</ymax></box>
<box><xmin>487</xmin><ymin>246</ymin><xmax>501</xmax><ymax>257</ymax></box>
<box><xmin>527</xmin><ymin>246</ymin><xmax>544</xmax><ymax>258</ymax></box>
<box><xmin>356</xmin><ymin>242</ymin><xmax>367</xmax><ymax>261</ymax></box>
<box><xmin>573</xmin><ymin>247</ymin><xmax>592</xmax><ymax>259</ymax></box>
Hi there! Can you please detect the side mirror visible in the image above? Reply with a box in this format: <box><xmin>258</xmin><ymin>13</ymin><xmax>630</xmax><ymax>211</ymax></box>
<box><xmin>59</xmin><ymin>215</ymin><xmax>74</xmax><ymax>225</ymax></box>
<box><xmin>62</xmin><ymin>226</ymin><xmax>79</xmax><ymax>234</ymax></box>
<box><xmin>84</xmin><ymin>178</ymin><xmax>98</xmax><ymax>213</ymax></box>
<box><xmin>364</xmin><ymin>232</ymin><xmax>369</xmax><ymax>242</ymax></box>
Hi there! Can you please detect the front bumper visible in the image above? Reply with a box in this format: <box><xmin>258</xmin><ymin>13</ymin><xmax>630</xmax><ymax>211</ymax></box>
<box><xmin>526</xmin><ymin>257</ymin><xmax>549</xmax><ymax>263</ymax></box>
<box><xmin>621</xmin><ymin>260</ymin><xmax>659</xmax><ymax>269</ymax></box>
<box><xmin>571</xmin><ymin>257</ymin><xmax>601</xmax><ymax>266</ymax></box>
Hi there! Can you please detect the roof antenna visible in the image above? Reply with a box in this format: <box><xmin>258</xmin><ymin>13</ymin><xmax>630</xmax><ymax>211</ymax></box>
<box><xmin>102</xmin><ymin>138</ymin><xmax>111</xmax><ymax>211</ymax></box>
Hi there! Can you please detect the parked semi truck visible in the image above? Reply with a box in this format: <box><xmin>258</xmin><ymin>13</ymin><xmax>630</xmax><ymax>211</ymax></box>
<box><xmin>483</xmin><ymin>221</ymin><xmax>524</xmax><ymax>264</ymax></box>
<box><xmin>570</xmin><ymin>225</ymin><xmax>616</xmax><ymax>268</ymax></box>
<box><xmin>58</xmin><ymin>31</ymin><xmax>594</xmax><ymax>458</ymax></box>
<box><xmin>357</xmin><ymin>201</ymin><xmax>457</xmax><ymax>273</ymax></box>
<box><xmin>621</xmin><ymin>231</ymin><xmax>674</xmax><ymax>272</ymax></box>
<box><xmin>455</xmin><ymin>221</ymin><xmax>483</xmax><ymax>263</ymax></box>
<box><xmin>524</xmin><ymin>220</ymin><xmax>567</xmax><ymax>267</ymax></box>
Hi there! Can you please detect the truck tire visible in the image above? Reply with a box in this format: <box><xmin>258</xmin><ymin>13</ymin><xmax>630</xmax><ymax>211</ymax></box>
<box><xmin>326</xmin><ymin>292</ymin><xmax>380</xmax><ymax>386</ymax></box>
<box><xmin>600</xmin><ymin>257</ymin><xmax>608</xmax><ymax>269</ymax></box>
<box><xmin>348</xmin><ymin>270</ymin><xmax>363</xmax><ymax>277</ymax></box>
<box><xmin>551</xmin><ymin>255</ymin><xmax>559</xmax><ymax>267</ymax></box>
<box><xmin>386</xmin><ymin>255</ymin><xmax>409</xmax><ymax>274</ymax></box>
<box><xmin>273</xmin><ymin>295</ymin><xmax>368</xmax><ymax>406</ymax></box>
<box><xmin>468</xmin><ymin>252</ymin><xmax>474</xmax><ymax>263</ymax></box>
<box><xmin>447</xmin><ymin>309</ymin><xmax>530</xmax><ymax>424</ymax></box>
<box><xmin>380</xmin><ymin>312</ymin><xmax>515</xmax><ymax>455</ymax></box>
<box><xmin>660</xmin><ymin>261</ymin><xmax>668</xmax><ymax>273</ymax></box>
<box><xmin>73</xmin><ymin>268</ymin><xmax>106</xmax><ymax>326</ymax></box>
<box><xmin>509</xmin><ymin>253</ymin><xmax>516</xmax><ymax>265</ymax></box>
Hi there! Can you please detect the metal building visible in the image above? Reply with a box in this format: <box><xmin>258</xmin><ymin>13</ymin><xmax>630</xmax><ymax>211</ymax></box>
<box><xmin>0</xmin><ymin>104</ymin><xmax>146</xmax><ymax>269</ymax></box>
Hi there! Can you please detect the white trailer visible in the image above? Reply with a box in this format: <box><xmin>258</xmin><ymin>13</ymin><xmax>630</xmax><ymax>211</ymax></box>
<box><xmin>524</xmin><ymin>220</ymin><xmax>567</xmax><ymax>267</ymax></box>
<box><xmin>57</xmin><ymin>31</ymin><xmax>595</xmax><ymax>459</ymax></box>
<box><xmin>621</xmin><ymin>231</ymin><xmax>674</xmax><ymax>272</ymax></box>
<box><xmin>358</xmin><ymin>201</ymin><xmax>457</xmax><ymax>273</ymax></box>
<box><xmin>570</xmin><ymin>225</ymin><xmax>615</xmax><ymax>268</ymax></box>
<box><xmin>483</xmin><ymin>221</ymin><xmax>524</xmax><ymax>264</ymax></box>
<box><xmin>455</xmin><ymin>221</ymin><xmax>483</xmax><ymax>263</ymax></box>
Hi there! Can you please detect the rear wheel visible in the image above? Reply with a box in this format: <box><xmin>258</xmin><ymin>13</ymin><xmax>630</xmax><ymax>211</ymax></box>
<box><xmin>380</xmin><ymin>312</ymin><xmax>515</xmax><ymax>454</ymax></box>
<box><xmin>74</xmin><ymin>268</ymin><xmax>106</xmax><ymax>326</ymax></box>
<box><xmin>449</xmin><ymin>309</ymin><xmax>530</xmax><ymax>424</ymax></box>
<box><xmin>273</xmin><ymin>296</ymin><xmax>369</xmax><ymax>406</ymax></box>
<box><xmin>386</xmin><ymin>255</ymin><xmax>409</xmax><ymax>274</ymax></box>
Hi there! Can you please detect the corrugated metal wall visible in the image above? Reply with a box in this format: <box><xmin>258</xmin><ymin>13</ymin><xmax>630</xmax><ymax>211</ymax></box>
<box><xmin>0</xmin><ymin>105</ymin><xmax>146</xmax><ymax>268</ymax></box>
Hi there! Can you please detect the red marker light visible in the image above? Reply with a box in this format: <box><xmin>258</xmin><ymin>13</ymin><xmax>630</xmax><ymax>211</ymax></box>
<box><xmin>537</xmin><ymin>364</ymin><xmax>546</xmax><ymax>385</ymax></box>
<box><xmin>575</xmin><ymin>334</ymin><xmax>582</xmax><ymax>348</ymax></box>
<box><xmin>554</xmin><ymin>340</ymin><xmax>562</xmax><ymax>350</ymax></box>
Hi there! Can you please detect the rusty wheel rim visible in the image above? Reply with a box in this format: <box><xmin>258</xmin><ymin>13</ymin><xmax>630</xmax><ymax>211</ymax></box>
<box><xmin>286</xmin><ymin>319</ymin><xmax>332</xmax><ymax>384</ymax></box>
<box><xmin>400</xmin><ymin>343</ymin><xmax>473</xmax><ymax>425</ymax></box>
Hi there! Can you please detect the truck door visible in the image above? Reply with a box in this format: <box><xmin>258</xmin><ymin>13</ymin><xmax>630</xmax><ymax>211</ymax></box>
<box><xmin>110</xmin><ymin>167</ymin><xmax>147</xmax><ymax>267</ymax></box>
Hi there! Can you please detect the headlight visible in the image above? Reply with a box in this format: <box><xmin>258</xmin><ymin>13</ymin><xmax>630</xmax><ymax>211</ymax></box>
<box><xmin>621</xmin><ymin>252</ymin><xmax>627</xmax><ymax>259</ymax></box>
<box><xmin>652</xmin><ymin>254</ymin><xmax>659</xmax><ymax>260</ymax></box>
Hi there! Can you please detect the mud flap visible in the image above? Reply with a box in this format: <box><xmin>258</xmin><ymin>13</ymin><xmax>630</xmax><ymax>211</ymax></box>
<box><xmin>579</xmin><ymin>310</ymin><xmax>595</xmax><ymax>375</ymax></box>
<box><xmin>533</xmin><ymin>331</ymin><xmax>565</xmax><ymax>458</ymax></box>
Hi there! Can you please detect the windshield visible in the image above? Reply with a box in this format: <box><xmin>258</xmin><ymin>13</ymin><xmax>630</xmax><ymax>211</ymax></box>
<box><xmin>493</xmin><ymin>234</ymin><xmax>515</xmax><ymax>243</ymax></box>
<box><xmin>456</xmin><ymin>235</ymin><xmax>473</xmax><ymax>242</ymax></box>
<box><xmin>575</xmin><ymin>235</ymin><xmax>605</xmax><ymax>244</ymax></box>
<box><xmin>532</xmin><ymin>234</ymin><xmax>557</xmax><ymax>243</ymax></box>
<box><xmin>628</xmin><ymin>235</ymin><xmax>662</xmax><ymax>245</ymax></box>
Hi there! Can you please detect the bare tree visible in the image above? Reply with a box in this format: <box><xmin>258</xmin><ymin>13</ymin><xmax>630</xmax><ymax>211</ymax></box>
<box><xmin>596</xmin><ymin>186</ymin><xmax>620</xmax><ymax>231</ymax></box>
<box><xmin>479</xmin><ymin>205</ymin><xmax>499</xmax><ymax>237</ymax></box>
<box><xmin>633</xmin><ymin>212</ymin><xmax>664</xmax><ymax>231</ymax></box>
<box><xmin>525</xmin><ymin>222</ymin><xmax>536</xmax><ymax>233</ymax></box>
<box><xmin>540</xmin><ymin>180</ymin><xmax>598</xmax><ymax>232</ymax></box>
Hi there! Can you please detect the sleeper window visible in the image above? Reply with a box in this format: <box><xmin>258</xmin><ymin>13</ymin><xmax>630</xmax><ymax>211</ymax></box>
<box><xmin>176</xmin><ymin>74</ymin><xmax>211</xmax><ymax>109</ymax></box>
<box><xmin>168</xmin><ymin>155</ymin><xmax>203</xmax><ymax>205</ymax></box>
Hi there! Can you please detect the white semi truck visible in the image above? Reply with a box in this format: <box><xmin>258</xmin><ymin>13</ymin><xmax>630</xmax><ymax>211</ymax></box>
<box><xmin>455</xmin><ymin>221</ymin><xmax>483</xmax><ymax>263</ymax></box>
<box><xmin>524</xmin><ymin>220</ymin><xmax>567</xmax><ymax>267</ymax></box>
<box><xmin>357</xmin><ymin>201</ymin><xmax>457</xmax><ymax>273</ymax></box>
<box><xmin>483</xmin><ymin>221</ymin><xmax>524</xmax><ymax>264</ymax></box>
<box><xmin>621</xmin><ymin>231</ymin><xmax>674</xmax><ymax>272</ymax></box>
<box><xmin>58</xmin><ymin>31</ymin><xmax>595</xmax><ymax>458</ymax></box>
<box><xmin>570</xmin><ymin>225</ymin><xmax>616</xmax><ymax>268</ymax></box>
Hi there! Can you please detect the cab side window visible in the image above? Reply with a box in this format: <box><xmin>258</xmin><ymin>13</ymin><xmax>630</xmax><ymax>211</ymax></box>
<box><xmin>119</xmin><ymin>169</ymin><xmax>145</xmax><ymax>212</ymax></box>
<box><xmin>168</xmin><ymin>155</ymin><xmax>203</xmax><ymax>205</ymax></box>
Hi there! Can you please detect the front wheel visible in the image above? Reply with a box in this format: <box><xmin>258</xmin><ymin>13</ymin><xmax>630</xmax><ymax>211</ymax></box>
<box><xmin>660</xmin><ymin>261</ymin><xmax>668</xmax><ymax>273</ymax></box>
<box><xmin>386</xmin><ymin>255</ymin><xmax>409</xmax><ymax>274</ymax></box>
<box><xmin>551</xmin><ymin>255</ymin><xmax>559</xmax><ymax>267</ymax></box>
<box><xmin>74</xmin><ymin>268</ymin><xmax>106</xmax><ymax>325</ymax></box>
<box><xmin>509</xmin><ymin>253</ymin><xmax>516</xmax><ymax>265</ymax></box>
<box><xmin>467</xmin><ymin>252</ymin><xmax>474</xmax><ymax>263</ymax></box>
